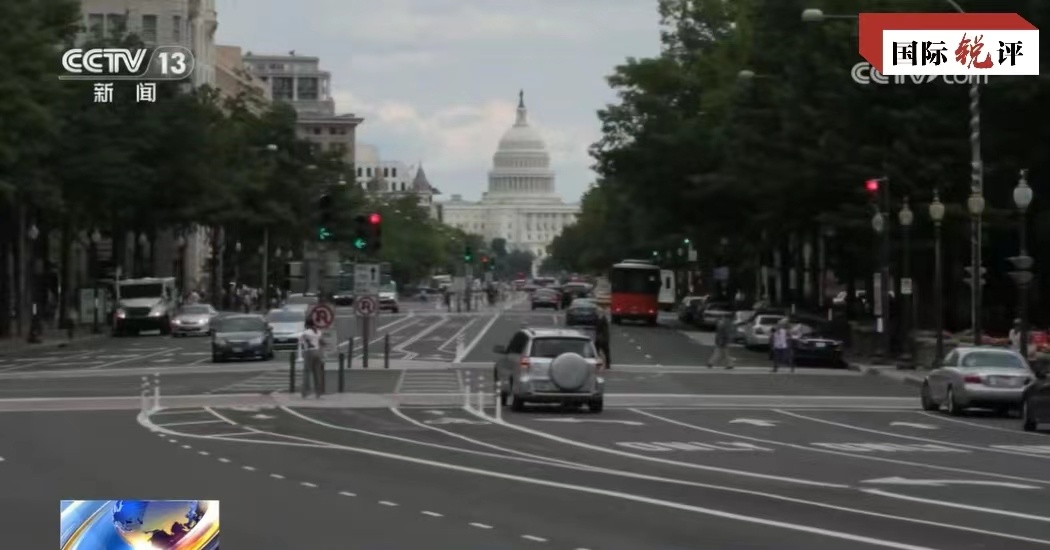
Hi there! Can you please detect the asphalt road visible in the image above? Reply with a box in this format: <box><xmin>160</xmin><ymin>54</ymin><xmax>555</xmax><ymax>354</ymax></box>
<box><xmin>4</xmin><ymin>399</ymin><xmax>1046</xmax><ymax>549</ymax></box>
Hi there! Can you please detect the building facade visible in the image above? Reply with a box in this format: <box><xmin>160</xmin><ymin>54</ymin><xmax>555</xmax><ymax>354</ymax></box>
<box><xmin>354</xmin><ymin>145</ymin><xmax>440</xmax><ymax>210</ymax></box>
<box><xmin>439</xmin><ymin>92</ymin><xmax>578</xmax><ymax>273</ymax></box>
<box><xmin>242</xmin><ymin>53</ymin><xmax>363</xmax><ymax>165</ymax></box>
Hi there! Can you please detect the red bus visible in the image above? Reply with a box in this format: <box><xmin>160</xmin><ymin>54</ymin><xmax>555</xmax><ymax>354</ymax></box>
<box><xmin>609</xmin><ymin>260</ymin><xmax>661</xmax><ymax>325</ymax></box>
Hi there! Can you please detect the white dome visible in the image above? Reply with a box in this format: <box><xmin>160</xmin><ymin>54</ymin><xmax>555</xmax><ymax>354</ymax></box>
<box><xmin>497</xmin><ymin>124</ymin><xmax>547</xmax><ymax>152</ymax></box>
<box><xmin>484</xmin><ymin>91</ymin><xmax>557</xmax><ymax>199</ymax></box>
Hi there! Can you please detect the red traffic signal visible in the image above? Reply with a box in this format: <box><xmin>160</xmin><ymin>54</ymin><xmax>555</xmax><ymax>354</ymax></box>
<box><xmin>369</xmin><ymin>213</ymin><xmax>381</xmax><ymax>224</ymax></box>
<box><xmin>865</xmin><ymin>179</ymin><xmax>879</xmax><ymax>193</ymax></box>
<box><xmin>481</xmin><ymin>255</ymin><xmax>489</xmax><ymax>264</ymax></box>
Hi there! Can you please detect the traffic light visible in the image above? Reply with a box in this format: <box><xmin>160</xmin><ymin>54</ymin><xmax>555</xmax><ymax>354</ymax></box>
<box><xmin>352</xmin><ymin>214</ymin><xmax>368</xmax><ymax>251</ymax></box>
<box><xmin>368</xmin><ymin>212</ymin><xmax>382</xmax><ymax>253</ymax></box>
<box><xmin>464</xmin><ymin>245</ymin><xmax>473</xmax><ymax>262</ymax></box>
<box><xmin>318</xmin><ymin>194</ymin><xmax>333</xmax><ymax>241</ymax></box>
<box><xmin>864</xmin><ymin>178</ymin><xmax>880</xmax><ymax>194</ymax></box>
<box><xmin>480</xmin><ymin>255</ymin><xmax>489</xmax><ymax>268</ymax></box>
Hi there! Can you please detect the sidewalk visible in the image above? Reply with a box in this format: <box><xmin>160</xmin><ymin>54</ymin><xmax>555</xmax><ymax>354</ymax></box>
<box><xmin>0</xmin><ymin>327</ymin><xmax>107</xmax><ymax>356</ymax></box>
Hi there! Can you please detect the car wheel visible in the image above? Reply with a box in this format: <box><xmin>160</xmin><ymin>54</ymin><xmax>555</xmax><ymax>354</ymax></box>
<box><xmin>588</xmin><ymin>398</ymin><xmax>604</xmax><ymax>413</ymax></box>
<box><xmin>945</xmin><ymin>386</ymin><xmax>963</xmax><ymax>416</ymax></box>
<box><xmin>920</xmin><ymin>382</ymin><xmax>939</xmax><ymax>411</ymax></box>
<box><xmin>1022</xmin><ymin>399</ymin><xmax>1038</xmax><ymax>432</ymax></box>
<box><xmin>264</xmin><ymin>350</ymin><xmax>275</xmax><ymax>361</ymax></box>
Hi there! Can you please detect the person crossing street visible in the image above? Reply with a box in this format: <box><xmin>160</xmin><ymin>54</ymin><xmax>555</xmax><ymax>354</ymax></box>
<box><xmin>299</xmin><ymin>317</ymin><xmax>326</xmax><ymax>398</ymax></box>
<box><xmin>707</xmin><ymin>315</ymin><xmax>735</xmax><ymax>369</ymax></box>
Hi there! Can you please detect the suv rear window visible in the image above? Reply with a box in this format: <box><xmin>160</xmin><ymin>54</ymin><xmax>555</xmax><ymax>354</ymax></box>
<box><xmin>529</xmin><ymin>337</ymin><xmax>596</xmax><ymax>358</ymax></box>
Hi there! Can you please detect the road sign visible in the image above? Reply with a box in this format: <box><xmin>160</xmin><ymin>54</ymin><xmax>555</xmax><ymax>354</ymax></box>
<box><xmin>354</xmin><ymin>263</ymin><xmax>380</xmax><ymax>295</ymax></box>
<box><xmin>900</xmin><ymin>277</ymin><xmax>912</xmax><ymax>295</ymax></box>
<box><xmin>354</xmin><ymin>295</ymin><xmax>378</xmax><ymax>317</ymax></box>
<box><xmin>308</xmin><ymin>303</ymin><xmax>335</xmax><ymax>329</ymax></box>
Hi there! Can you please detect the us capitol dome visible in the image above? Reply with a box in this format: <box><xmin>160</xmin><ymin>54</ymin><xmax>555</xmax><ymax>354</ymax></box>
<box><xmin>439</xmin><ymin>90</ymin><xmax>579</xmax><ymax>272</ymax></box>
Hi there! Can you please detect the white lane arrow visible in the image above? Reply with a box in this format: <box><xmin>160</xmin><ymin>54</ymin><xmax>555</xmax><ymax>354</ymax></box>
<box><xmin>250</xmin><ymin>413</ymin><xmax>275</xmax><ymax>420</ymax></box>
<box><xmin>729</xmin><ymin>418</ymin><xmax>778</xmax><ymax>427</ymax></box>
<box><xmin>863</xmin><ymin>477</ymin><xmax>1040</xmax><ymax>489</ymax></box>
<box><xmin>424</xmin><ymin>410</ymin><xmax>446</xmax><ymax>416</ymax></box>
<box><xmin>534</xmin><ymin>418</ymin><xmax>645</xmax><ymax>426</ymax></box>
<box><xmin>890</xmin><ymin>422</ymin><xmax>938</xmax><ymax>429</ymax></box>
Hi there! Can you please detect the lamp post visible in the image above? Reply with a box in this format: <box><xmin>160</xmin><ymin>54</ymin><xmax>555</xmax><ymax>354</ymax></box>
<box><xmin>1009</xmin><ymin>169</ymin><xmax>1034</xmax><ymax>358</ymax></box>
<box><xmin>26</xmin><ymin>224</ymin><xmax>41</xmax><ymax>343</ymax></box>
<box><xmin>929</xmin><ymin>192</ymin><xmax>946</xmax><ymax>366</ymax></box>
<box><xmin>175</xmin><ymin>235</ymin><xmax>187</xmax><ymax>300</ymax></box>
<box><xmin>871</xmin><ymin>209</ymin><xmax>891</xmax><ymax>361</ymax></box>
<box><xmin>90</xmin><ymin>230</ymin><xmax>102</xmax><ymax>333</ymax></box>
<box><xmin>233</xmin><ymin>239</ymin><xmax>242</xmax><ymax>288</ymax></box>
<box><xmin>897</xmin><ymin>197</ymin><xmax>914</xmax><ymax>369</ymax></box>
<box><xmin>966</xmin><ymin>191</ymin><xmax>985</xmax><ymax>344</ymax></box>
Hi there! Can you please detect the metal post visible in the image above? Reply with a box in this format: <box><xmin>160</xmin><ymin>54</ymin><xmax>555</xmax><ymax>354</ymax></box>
<box><xmin>969</xmin><ymin>82</ymin><xmax>984</xmax><ymax>346</ymax></box>
<box><xmin>880</xmin><ymin>181</ymin><xmax>892</xmax><ymax>360</ymax></box>
<box><xmin>494</xmin><ymin>381</ymin><xmax>502</xmax><ymax>422</ymax></box>
<box><xmin>141</xmin><ymin>376</ymin><xmax>149</xmax><ymax>412</ymax></box>
<box><xmin>384</xmin><ymin>333</ymin><xmax>390</xmax><ymax>369</ymax></box>
<box><xmin>933</xmin><ymin>222</ymin><xmax>944</xmax><ymax>367</ymax></box>
<box><xmin>288</xmin><ymin>351</ymin><xmax>296</xmax><ymax>393</ymax></box>
<box><xmin>1019</xmin><ymin>208</ymin><xmax>1029</xmax><ymax>357</ymax></box>
<box><xmin>90</xmin><ymin>242</ymin><xmax>100</xmax><ymax>333</ymax></box>
<box><xmin>463</xmin><ymin>371</ymin><xmax>473</xmax><ymax>409</ymax></box>
<box><xmin>338</xmin><ymin>352</ymin><xmax>345</xmax><ymax>392</ymax></box>
<box><xmin>477</xmin><ymin>375</ymin><xmax>485</xmax><ymax>411</ymax></box>
<box><xmin>362</xmin><ymin>317</ymin><xmax>370</xmax><ymax>369</ymax></box>
<box><xmin>899</xmin><ymin>217</ymin><xmax>912</xmax><ymax>369</ymax></box>
<box><xmin>261</xmin><ymin>227</ymin><xmax>270</xmax><ymax>311</ymax></box>
<box><xmin>152</xmin><ymin>372</ymin><xmax>160</xmax><ymax>411</ymax></box>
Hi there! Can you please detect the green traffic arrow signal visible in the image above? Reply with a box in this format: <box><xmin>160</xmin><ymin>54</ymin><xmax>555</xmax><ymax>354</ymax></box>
<box><xmin>318</xmin><ymin>227</ymin><xmax>332</xmax><ymax>240</ymax></box>
<box><xmin>353</xmin><ymin>237</ymin><xmax>367</xmax><ymax>250</ymax></box>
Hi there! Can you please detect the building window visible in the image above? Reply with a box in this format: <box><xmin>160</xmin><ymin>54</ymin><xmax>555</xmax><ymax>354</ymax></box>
<box><xmin>401</xmin><ymin>182</ymin><xmax>406</xmax><ymax>192</ymax></box>
<box><xmin>382</xmin><ymin>167</ymin><xmax>389</xmax><ymax>177</ymax></box>
<box><xmin>87</xmin><ymin>13</ymin><xmax>104</xmax><ymax>37</ymax></box>
<box><xmin>297</xmin><ymin>77</ymin><xmax>319</xmax><ymax>100</ymax></box>
<box><xmin>106</xmin><ymin>13</ymin><xmax>126</xmax><ymax>35</ymax></box>
<box><xmin>312</xmin><ymin>127</ymin><xmax>321</xmax><ymax>135</ymax></box>
<box><xmin>172</xmin><ymin>15</ymin><xmax>182</xmax><ymax>42</ymax></box>
<box><xmin>366</xmin><ymin>167</ymin><xmax>372</xmax><ymax>177</ymax></box>
<box><xmin>140</xmin><ymin>15</ymin><xmax>157</xmax><ymax>42</ymax></box>
<box><xmin>356</xmin><ymin>167</ymin><xmax>362</xmax><ymax>177</ymax></box>
<box><xmin>391</xmin><ymin>168</ymin><xmax>398</xmax><ymax>178</ymax></box>
<box><xmin>272</xmin><ymin>77</ymin><xmax>294</xmax><ymax>101</ymax></box>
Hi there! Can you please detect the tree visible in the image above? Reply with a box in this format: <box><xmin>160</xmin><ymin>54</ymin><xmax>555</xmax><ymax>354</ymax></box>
<box><xmin>490</xmin><ymin>238</ymin><xmax>508</xmax><ymax>257</ymax></box>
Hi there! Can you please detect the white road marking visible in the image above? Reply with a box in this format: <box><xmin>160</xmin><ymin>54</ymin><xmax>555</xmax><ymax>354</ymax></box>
<box><xmin>469</xmin><ymin>523</ymin><xmax>493</xmax><ymax>529</ymax></box>
<box><xmin>218</xmin><ymin>458</ymin><xmax>230</xmax><ymax>463</ymax></box>
<box><xmin>917</xmin><ymin>411</ymin><xmax>1049</xmax><ymax>436</ymax></box>
<box><xmin>300</xmin><ymin>482</ymin><xmax>317</xmax><ymax>488</ymax></box>
<box><xmin>863</xmin><ymin>489</ymin><xmax>1050</xmax><ymax>523</ymax></box>
<box><xmin>242</xmin><ymin>466</ymin><xmax>255</xmax><ymax>471</ymax></box>
<box><xmin>338</xmin><ymin>491</ymin><xmax>356</xmax><ymax>497</ymax></box>
<box><xmin>777</xmin><ymin>409</ymin><xmax>1050</xmax><ymax>460</ymax></box>
<box><xmin>889</xmin><ymin>422</ymin><xmax>937</xmax><ymax>429</ymax></box>
<box><xmin>270</xmin><ymin>473</ymin><xmax>285</xmax><ymax>479</ymax></box>
<box><xmin>522</xmin><ymin>535</ymin><xmax>547</xmax><ymax>542</ymax></box>
<box><xmin>632</xmin><ymin>409</ymin><xmax>1050</xmax><ymax>486</ymax></box>
<box><xmin>156</xmin><ymin>420</ymin><xmax>226</xmax><ymax>427</ymax></box>
<box><xmin>197</xmin><ymin>451</ymin><xmax>209</xmax><ymax>456</ymax></box>
<box><xmin>421</xmin><ymin>511</ymin><xmax>443</xmax><ymax>517</ymax></box>
<box><xmin>151</xmin><ymin>409</ymin><xmax>209</xmax><ymax>417</ymax></box>
<box><xmin>153</xmin><ymin>358</ymin><xmax>173</xmax><ymax>363</ymax></box>
<box><xmin>644</xmin><ymin>354</ymin><xmax>652</xmax><ymax>359</ymax></box>
<box><xmin>89</xmin><ymin>348</ymin><xmax>179</xmax><ymax>369</ymax></box>
<box><xmin>455</xmin><ymin>312</ymin><xmax>502</xmax><ymax>363</ymax></box>
<box><xmin>181</xmin><ymin>445</ymin><xmax>192</xmax><ymax>449</ymax></box>
<box><xmin>379</xmin><ymin>501</ymin><xmax>398</xmax><ymax>506</ymax></box>
<box><xmin>862</xmin><ymin>477</ymin><xmax>1038</xmax><ymax>489</ymax></box>
<box><xmin>729</xmin><ymin>418</ymin><xmax>778</xmax><ymax>427</ymax></box>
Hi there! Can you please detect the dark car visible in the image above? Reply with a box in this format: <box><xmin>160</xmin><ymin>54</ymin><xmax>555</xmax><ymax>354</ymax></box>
<box><xmin>332</xmin><ymin>292</ymin><xmax>354</xmax><ymax>306</ymax></box>
<box><xmin>1022</xmin><ymin>360</ymin><xmax>1050</xmax><ymax>432</ymax></box>
<box><xmin>565</xmin><ymin>298</ymin><xmax>600</xmax><ymax>326</ymax></box>
<box><xmin>789</xmin><ymin>329</ymin><xmax>845</xmax><ymax>367</ymax></box>
<box><xmin>531</xmin><ymin>288</ymin><xmax>561</xmax><ymax>310</ymax></box>
<box><xmin>211</xmin><ymin>314</ymin><xmax>274</xmax><ymax>363</ymax></box>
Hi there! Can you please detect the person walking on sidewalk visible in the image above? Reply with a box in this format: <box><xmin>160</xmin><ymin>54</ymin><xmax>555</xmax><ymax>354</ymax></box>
<box><xmin>707</xmin><ymin>315</ymin><xmax>735</xmax><ymax>369</ymax></box>
<box><xmin>771</xmin><ymin>318</ymin><xmax>793</xmax><ymax>373</ymax></box>
<box><xmin>299</xmin><ymin>318</ymin><xmax>326</xmax><ymax>398</ymax></box>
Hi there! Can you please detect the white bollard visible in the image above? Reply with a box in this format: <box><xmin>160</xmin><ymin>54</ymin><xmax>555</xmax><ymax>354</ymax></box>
<box><xmin>494</xmin><ymin>383</ymin><xmax>502</xmax><ymax>423</ymax></box>
<box><xmin>477</xmin><ymin>376</ymin><xmax>485</xmax><ymax>411</ymax></box>
<box><xmin>152</xmin><ymin>373</ymin><xmax>161</xmax><ymax>411</ymax></box>
<box><xmin>141</xmin><ymin>376</ymin><xmax>150</xmax><ymax>412</ymax></box>
<box><xmin>463</xmin><ymin>371</ymin><xmax>473</xmax><ymax>409</ymax></box>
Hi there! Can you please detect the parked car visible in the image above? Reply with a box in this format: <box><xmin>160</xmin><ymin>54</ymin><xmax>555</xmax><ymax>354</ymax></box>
<box><xmin>170</xmin><ymin>304</ymin><xmax>218</xmax><ymax>337</ymax></box>
<box><xmin>790</xmin><ymin>330</ymin><xmax>846</xmax><ymax>367</ymax></box>
<box><xmin>743</xmin><ymin>314</ymin><xmax>785</xmax><ymax>348</ymax></box>
<box><xmin>1022</xmin><ymin>359</ymin><xmax>1050</xmax><ymax>431</ymax></box>
<box><xmin>565</xmin><ymin>298</ymin><xmax>600</xmax><ymax>327</ymax></box>
<box><xmin>211</xmin><ymin>314</ymin><xmax>274</xmax><ymax>363</ymax></box>
<box><xmin>698</xmin><ymin>302</ymin><xmax>733</xmax><ymax>329</ymax></box>
<box><xmin>921</xmin><ymin>347</ymin><xmax>1034</xmax><ymax>416</ymax></box>
<box><xmin>531</xmin><ymin>288</ymin><xmax>561</xmax><ymax>310</ymax></box>
<box><xmin>492</xmin><ymin>327</ymin><xmax>605</xmax><ymax>412</ymax></box>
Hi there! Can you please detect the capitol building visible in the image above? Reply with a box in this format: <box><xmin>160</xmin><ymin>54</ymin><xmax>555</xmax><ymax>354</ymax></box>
<box><xmin>439</xmin><ymin>91</ymin><xmax>579</xmax><ymax>272</ymax></box>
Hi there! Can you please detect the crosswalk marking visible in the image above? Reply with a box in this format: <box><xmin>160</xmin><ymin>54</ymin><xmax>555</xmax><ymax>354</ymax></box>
<box><xmin>209</xmin><ymin>371</ymin><xmax>288</xmax><ymax>394</ymax></box>
<box><xmin>398</xmin><ymin>370</ymin><xmax>462</xmax><ymax>394</ymax></box>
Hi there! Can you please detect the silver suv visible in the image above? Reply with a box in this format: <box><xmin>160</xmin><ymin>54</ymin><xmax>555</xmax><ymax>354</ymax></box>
<box><xmin>492</xmin><ymin>328</ymin><xmax>605</xmax><ymax>412</ymax></box>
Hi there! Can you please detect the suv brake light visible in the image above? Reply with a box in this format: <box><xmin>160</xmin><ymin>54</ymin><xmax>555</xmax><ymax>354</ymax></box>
<box><xmin>519</xmin><ymin>357</ymin><xmax>530</xmax><ymax>370</ymax></box>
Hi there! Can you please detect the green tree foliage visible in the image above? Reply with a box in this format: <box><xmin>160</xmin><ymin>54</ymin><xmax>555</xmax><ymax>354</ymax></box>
<box><xmin>550</xmin><ymin>0</ymin><xmax>1050</xmax><ymax>325</ymax></box>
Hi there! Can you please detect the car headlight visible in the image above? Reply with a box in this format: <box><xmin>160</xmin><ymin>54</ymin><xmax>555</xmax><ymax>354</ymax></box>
<box><xmin>250</xmin><ymin>337</ymin><xmax>264</xmax><ymax>345</ymax></box>
<box><xmin>149</xmin><ymin>305</ymin><xmax>165</xmax><ymax>317</ymax></box>
<box><xmin>115</xmin><ymin>309</ymin><xmax>126</xmax><ymax>319</ymax></box>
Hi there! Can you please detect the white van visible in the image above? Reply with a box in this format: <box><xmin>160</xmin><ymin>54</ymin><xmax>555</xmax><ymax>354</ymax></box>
<box><xmin>658</xmin><ymin>270</ymin><xmax>676</xmax><ymax>311</ymax></box>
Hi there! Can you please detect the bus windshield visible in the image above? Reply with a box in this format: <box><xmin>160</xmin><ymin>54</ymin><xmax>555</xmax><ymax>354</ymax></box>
<box><xmin>610</xmin><ymin>268</ymin><xmax>660</xmax><ymax>294</ymax></box>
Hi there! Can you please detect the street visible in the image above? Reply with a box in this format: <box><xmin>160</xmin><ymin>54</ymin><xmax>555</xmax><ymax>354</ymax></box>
<box><xmin>1</xmin><ymin>299</ymin><xmax>1048</xmax><ymax>548</ymax></box>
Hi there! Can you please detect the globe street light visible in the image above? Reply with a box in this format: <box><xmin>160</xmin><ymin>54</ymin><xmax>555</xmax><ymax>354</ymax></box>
<box><xmin>967</xmin><ymin>191</ymin><xmax>985</xmax><ymax>344</ymax></box>
<box><xmin>1009</xmin><ymin>169</ymin><xmax>1034</xmax><ymax>358</ymax></box>
<box><xmin>738</xmin><ymin>69</ymin><xmax>757</xmax><ymax>81</ymax></box>
<box><xmin>929</xmin><ymin>191</ymin><xmax>946</xmax><ymax>365</ymax></box>
<box><xmin>800</xmin><ymin>8</ymin><xmax>858</xmax><ymax>22</ymax></box>
<box><xmin>898</xmin><ymin>197</ymin><xmax>915</xmax><ymax>369</ymax></box>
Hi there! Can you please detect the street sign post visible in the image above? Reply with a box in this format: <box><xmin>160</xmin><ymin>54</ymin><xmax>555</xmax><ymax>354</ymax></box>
<box><xmin>354</xmin><ymin>295</ymin><xmax>378</xmax><ymax>369</ymax></box>
<box><xmin>354</xmin><ymin>263</ymin><xmax>381</xmax><ymax>295</ymax></box>
<box><xmin>354</xmin><ymin>295</ymin><xmax>378</xmax><ymax>317</ymax></box>
<box><xmin>308</xmin><ymin>303</ymin><xmax>335</xmax><ymax>329</ymax></box>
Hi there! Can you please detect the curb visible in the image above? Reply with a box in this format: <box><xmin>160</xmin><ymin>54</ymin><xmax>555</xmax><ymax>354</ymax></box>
<box><xmin>0</xmin><ymin>333</ymin><xmax>108</xmax><ymax>357</ymax></box>
<box><xmin>847</xmin><ymin>361</ymin><xmax>925</xmax><ymax>387</ymax></box>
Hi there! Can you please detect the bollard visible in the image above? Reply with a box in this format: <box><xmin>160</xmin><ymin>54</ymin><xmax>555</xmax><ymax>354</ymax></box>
<box><xmin>141</xmin><ymin>376</ymin><xmax>150</xmax><ymax>412</ymax></box>
<box><xmin>494</xmin><ymin>382</ymin><xmax>502</xmax><ymax>423</ymax></box>
<box><xmin>384</xmin><ymin>333</ymin><xmax>390</xmax><ymax>369</ymax></box>
<box><xmin>347</xmin><ymin>348</ymin><xmax>353</xmax><ymax>370</ymax></box>
<box><xmin>463</xmin><ymin>371</ymin><xmax>473</xmax><ymax>408</ymax></box>
<box><xmin>338</xmin><ymin>352</ymin><xmax>346</xmax><ymax>393</ymax></box>
<box><xmin>288</xmin><ymin>351</ymin><xmax>296</xmax><ymax>394</ymax></box>
<box><xmin>152</xmin><ymin>372</ymin><xmax>161</xmax><ymax>411</ymax></box>
<box><xmin>477</xmin><ymin>375</ymin><xmax>485</xmax><ymax>411</ymax></box>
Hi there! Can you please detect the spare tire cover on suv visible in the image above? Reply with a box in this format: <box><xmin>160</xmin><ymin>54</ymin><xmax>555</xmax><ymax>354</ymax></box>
<box><xmin>549</xmin><ymin>352</ymin><xmax>591</xmax><ymax>391</ymax></box>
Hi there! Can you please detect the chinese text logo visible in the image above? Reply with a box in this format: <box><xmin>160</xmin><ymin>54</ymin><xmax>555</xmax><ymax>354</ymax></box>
<box><xmin>60</xmin><ymin>45</ymin><xmax>196</xmax><ymax>81</ymax></box>
<box><xmin>851</xmin><ymin>62</ymin><xmax>989</xmax><ymax>85</ymax></box>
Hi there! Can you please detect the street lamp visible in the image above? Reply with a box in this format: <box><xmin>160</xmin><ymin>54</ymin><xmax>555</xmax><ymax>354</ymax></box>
<box><xmin>738</xmin><ymin>69</ymin><xmax>756</xmax><ymax>80</ymax></box>
<box><xmin>967</xmin><ymin>191</ymin><xmax>985</xmax><ymax>345</ymax></box>
<box><xmin>898</xmin><ymin>197</ymin><xmax>914</xmax><ymax>369</ymax></box>
<box><xmin>929</xmin><ymin>191</ymin><xmax>946</xmax><ymax>366</ymax></box>
<box><xmin>871</xmin><ymin>210</ymin><xmax>890</xmax><ymax>361</ymax></box>
<box><xmin>175</xmin><ymin>235</ymin><xmax>187</xmax><ymax>302</ymax></box>
<box><xmin>1009</xmin><ymin>169</ymin><xmax>1034</xmax><ymax>358</ymax></box>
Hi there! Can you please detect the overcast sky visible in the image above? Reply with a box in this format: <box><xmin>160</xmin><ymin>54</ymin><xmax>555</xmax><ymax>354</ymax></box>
<box><xmin>215</xmin><ymin>0</ymin><xmax>661</xmax><ymax>202</ymax></box>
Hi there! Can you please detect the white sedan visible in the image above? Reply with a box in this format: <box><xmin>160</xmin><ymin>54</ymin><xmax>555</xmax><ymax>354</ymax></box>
<box><xmin>920</xmin><ymin>346</ymin><xmax>1035</xmax><ymax>416</ymax></box>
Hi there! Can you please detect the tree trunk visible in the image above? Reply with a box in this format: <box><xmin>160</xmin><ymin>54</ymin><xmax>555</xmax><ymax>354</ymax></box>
<box><xmin>0</xmin><ymin>202</ymin><xmax>11</xmax><ymax>338</ymax></box>
<box><xmin>15</xmin><ymin>203</ymin><xmax>27</xmax><ymax>336</ymax></box>
<box><xmin>59</xmin><ymin>220</ymin><xmax>73</xmax><ymax>328</ymax></box>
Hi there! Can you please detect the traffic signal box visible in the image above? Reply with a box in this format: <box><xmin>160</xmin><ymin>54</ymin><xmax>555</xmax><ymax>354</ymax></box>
<box><xmin>464</xmin><ymin>245</ymin><xmax>473</xmax><ymax>263</ymax></box>
<box><xmin>318</xmin><ymin>194</ymin><xmax>333</xmax><ymax>241</ymax></box>
<box><xmin>352</xmin><ymin>212</ymin><xmax>383</xmax><ymax>254</ymax></box>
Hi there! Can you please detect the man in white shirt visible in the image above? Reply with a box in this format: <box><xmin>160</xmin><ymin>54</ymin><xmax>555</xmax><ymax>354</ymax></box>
<box><xmin>299</xmin><ymin>318</ymin><xmax>325</xmax><ymax>398</ymax></box>
<box><xmin>771</xmin><ymin>319</ymin><xmax>793</xmax><ymax>373</ymax></box>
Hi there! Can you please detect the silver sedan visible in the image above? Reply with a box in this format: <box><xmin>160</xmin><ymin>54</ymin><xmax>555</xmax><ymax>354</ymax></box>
<box><xmin>921</xmin><ymin>346</ymin><xmax>1035</xmax><ymax>415</ymax></box>
<box><xmin>170</xmin><ymin>304</ymin><xmax>218</xmax><ymax>336</ymax></box>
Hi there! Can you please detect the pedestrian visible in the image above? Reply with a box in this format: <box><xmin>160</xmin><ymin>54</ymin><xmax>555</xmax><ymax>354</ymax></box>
<box><xmin>299</xmin><ymin>317</ymin><xmax>325</xmax><ymax>398</ymax></box>
<box><xmin>1009</xmin><ymin>318</ymin><xmax>1022</xmax><ymax>352</ymax></box>
<box><xmin>771</xmin><ymin>319</ymin><xmax>793</xmax><ymax>373</ymax></box>
<box><xmin>707</xmin><ymin>315</ymin><xmax>735</xmax><ymax>369</ymax></box>
<box><xmin>594</xmin><ymin>312</ymin><xmax>612</xmax><ymax>369</ymax></box>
